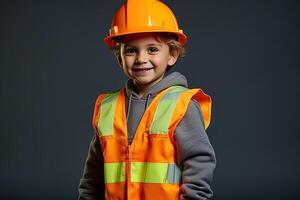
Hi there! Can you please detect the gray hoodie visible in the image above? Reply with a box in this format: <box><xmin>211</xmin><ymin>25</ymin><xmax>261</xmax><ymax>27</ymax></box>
<box><xmin>78</xmin><ymin>71</ymin><xmax>216</xmax><ymax>200</ymax></box>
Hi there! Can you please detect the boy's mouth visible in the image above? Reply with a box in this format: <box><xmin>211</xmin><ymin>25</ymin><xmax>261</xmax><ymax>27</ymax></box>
<box><xmin>132</xmin><ymin>67</ymin><xmax>154</xmax><ymax>72</ymax></box>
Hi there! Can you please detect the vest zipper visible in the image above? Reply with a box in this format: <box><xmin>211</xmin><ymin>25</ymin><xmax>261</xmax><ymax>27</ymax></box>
<box><xmin>126</xmin><ymin>145</ymin><xmax>131</xmax><ymax>200</ymax></box>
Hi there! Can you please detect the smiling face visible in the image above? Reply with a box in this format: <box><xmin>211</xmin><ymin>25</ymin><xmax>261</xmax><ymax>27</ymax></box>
<box><xmin>116</xmin><ymin>33</ymin><xmax>179</xmax><ymax>96</ymax></box>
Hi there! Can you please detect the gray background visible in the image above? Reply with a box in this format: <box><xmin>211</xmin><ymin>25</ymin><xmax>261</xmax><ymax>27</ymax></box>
<box><xmin>1</xmin><ymin>0</ymin><xmax>299</xmax><ymax>199</ymax></box>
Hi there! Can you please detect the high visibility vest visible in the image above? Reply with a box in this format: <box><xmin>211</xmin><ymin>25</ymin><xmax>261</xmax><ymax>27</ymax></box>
<box><xmin>92</xmin><ymin>86</ymin><xmax>212</xmax><ymax>200</ymax></box>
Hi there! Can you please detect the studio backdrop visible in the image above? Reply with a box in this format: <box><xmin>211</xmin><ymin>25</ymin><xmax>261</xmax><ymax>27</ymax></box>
<box><xmin>1</xmin><ymin>0</ymin><xmax>299</xmax><ymax>199</ymax></box>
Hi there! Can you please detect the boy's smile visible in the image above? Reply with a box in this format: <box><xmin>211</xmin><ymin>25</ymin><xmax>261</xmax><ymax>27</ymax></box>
<box><xmin>117</xmin><ymin>33</ymin><xmax>178</xmax><ymax>96</ymax></box>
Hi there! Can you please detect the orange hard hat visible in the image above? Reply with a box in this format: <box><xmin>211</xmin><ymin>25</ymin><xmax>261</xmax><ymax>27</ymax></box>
<box><xmin>104</xmin><ymin>0</ymin><xmax>187</xmax><ymax>48</ymax></box>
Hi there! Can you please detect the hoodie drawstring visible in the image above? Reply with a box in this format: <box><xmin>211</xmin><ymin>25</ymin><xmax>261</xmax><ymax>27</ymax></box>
<box><xmin>145</xmin><ymin>94</ymin><xmax>152</xmax><ymax>110</ymax></box>
<box><xmin>127</xmin><ymin>93</ymin><xmax>152</xmax><ymax>121</ymax></box>
<box><xmin>126</xmin><ymin>93</ymin><xmax>133</xmax><ymax>120</ymax></box>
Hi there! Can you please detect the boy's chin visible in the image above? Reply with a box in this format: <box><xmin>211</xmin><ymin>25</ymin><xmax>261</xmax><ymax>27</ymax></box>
<box><xmin>133</xmin><ymin>77</ymin><xmax>162</xmax><ymax>88</ymax></box>
<box><xmin>133</xmin><ymin>79</ymin><xmax>153</xmax><ymax>87</ymax></box>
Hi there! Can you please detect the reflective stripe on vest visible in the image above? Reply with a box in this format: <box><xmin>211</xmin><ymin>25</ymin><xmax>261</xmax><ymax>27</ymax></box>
<box><xmin>104</xmin><ymin>162</ymin><xmax>181</xmax><ymax>184</ymax></box>
<box><xmin>104</xmin><ymin>162</ymin><xmax>126</xmax><ymax>183</ymax></box>
<box><xmin>97</xmin><ymin>90</ymin><xmax>120</xmax><ymax>136</ymax></box>
<box><xmin>131</xmin><ymin>162</ymin><xmax>181</xmax><ymax>184</ymax></box>
<box><xmin>149</xmin><ymin>86</ymin><xmax>187</xmax><ymax>134</ymax></box>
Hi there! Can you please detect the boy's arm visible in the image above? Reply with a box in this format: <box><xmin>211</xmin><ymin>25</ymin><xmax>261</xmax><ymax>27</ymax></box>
<box><xmin>174</xmin><ymin>100</ymin><xmax>216</xmax><ymax>200</ymax></box>
<box><xmin>78</xmin><ymin>135</ymin><xmax>105</xmax><ymax>200</ymax></box>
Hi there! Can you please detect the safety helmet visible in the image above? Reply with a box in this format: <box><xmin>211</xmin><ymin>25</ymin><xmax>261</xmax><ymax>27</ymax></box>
<box><xmin>104</xmin><ymin>0</ymin><xmax>187</xmax><ymax>48</ymax></box>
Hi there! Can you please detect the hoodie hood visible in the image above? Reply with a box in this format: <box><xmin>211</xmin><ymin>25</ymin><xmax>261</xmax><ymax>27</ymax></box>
<box><xmin>124</xmin><ymin>71</ymin><xmax>189</xmax><ymax>144</ymax></box>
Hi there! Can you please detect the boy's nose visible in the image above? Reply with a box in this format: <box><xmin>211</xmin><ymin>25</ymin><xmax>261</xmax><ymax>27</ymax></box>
<box><xmin>135</xmin><ymin>52</ymin><xmax>148</xmax><ymax>64</ymax></box>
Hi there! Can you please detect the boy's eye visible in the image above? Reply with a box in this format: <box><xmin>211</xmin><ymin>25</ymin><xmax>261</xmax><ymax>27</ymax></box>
<box><xmin>148</xmin><ymin>47</ymin><xmax>159</xmax><ymax>54</ymax></box>
<box><xmin>124</xmin><ymin>48</ymin><xmax>136</xmax><ymax>55</ymax></box>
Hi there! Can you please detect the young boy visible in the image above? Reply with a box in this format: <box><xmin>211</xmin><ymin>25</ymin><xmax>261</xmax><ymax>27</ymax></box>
<box><xmin>78</xmin><ymin>0</ymin><xmax>216</xmax><ymax>199</ymax></box>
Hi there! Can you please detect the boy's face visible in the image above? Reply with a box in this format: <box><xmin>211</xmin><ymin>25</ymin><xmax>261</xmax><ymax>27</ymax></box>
<box><xmin>117</xmin><ymin>33</ymin><xmax>178</xmax><ymax>94</ymax></box>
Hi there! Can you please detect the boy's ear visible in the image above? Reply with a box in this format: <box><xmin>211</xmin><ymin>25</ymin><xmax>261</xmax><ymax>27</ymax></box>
<box><xmin>167</xmin><ymin>49</ymin><xmax>180</xmax><ymax>66</ymax></box>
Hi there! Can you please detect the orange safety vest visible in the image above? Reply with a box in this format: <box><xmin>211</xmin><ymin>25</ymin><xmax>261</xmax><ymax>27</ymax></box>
<box><xmin>92</xmin><ymin>86</ymin><xmax>212</xmax><ymax>200</ymax></box>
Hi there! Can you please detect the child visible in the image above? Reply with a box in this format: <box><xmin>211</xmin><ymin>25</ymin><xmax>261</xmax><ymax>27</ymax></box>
<box><xmin>78</xmin><ymin>0</ymin><xmax>216</xmax><ymax>199</ymax></box>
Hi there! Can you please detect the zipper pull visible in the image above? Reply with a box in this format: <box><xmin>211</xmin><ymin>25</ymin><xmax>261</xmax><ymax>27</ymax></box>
<box><xmin>126</xmin><ymin>145</ymin><xmax>131</xmax><ymax>159</ymax></box>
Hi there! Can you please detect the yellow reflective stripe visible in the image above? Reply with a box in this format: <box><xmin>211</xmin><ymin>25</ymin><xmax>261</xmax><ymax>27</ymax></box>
<box><xmin>104</xmin><ymin>162</ymin><xmax>126</xmax><ymax>183</ymax></box>
<box><xmin>97</xmin><ymin>90</ymin><xmax>119</xmax><ymax>136</ymax></box>
<box><xmin>149</xmin><ymin>86</ymin><xmax>187</xmax><ymax>134</ymax></box>
<box><xmin>131</xmin><ymin>162</ymin><xmax>168</xmax><ymax>183</ymax></box>
<box><xmin>131</xmin><ymin>162</ymin><xmax>181</xmax><ymax>184</ymax></box>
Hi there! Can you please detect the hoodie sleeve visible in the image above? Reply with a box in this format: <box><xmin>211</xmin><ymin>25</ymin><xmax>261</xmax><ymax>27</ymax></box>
<box><xmin>78</xmin><ymin>135</ymin><xmax>105</xmax><ymax>200</ymax></box>
<box><xmin>174</xmin><ymin>100</ymin><xmax>216</xmax><ymax>200</ymax></box>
